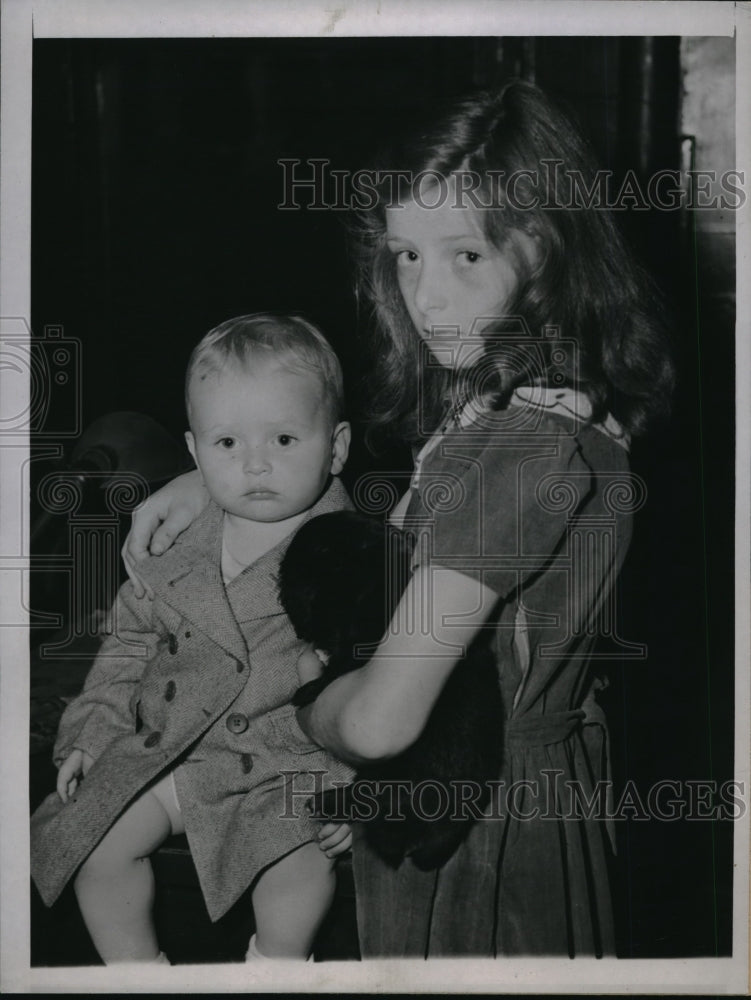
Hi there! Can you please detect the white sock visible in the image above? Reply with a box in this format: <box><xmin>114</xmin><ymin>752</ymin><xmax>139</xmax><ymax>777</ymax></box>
<box><xmin>245</xmin><ymin>933</ymin><xmax>266</xmax><ymax>962</ymax></box>
<box><xmin>245</xmin><ymin>933</ymin><xmax>313</xmax><ymax>962</ymax></box>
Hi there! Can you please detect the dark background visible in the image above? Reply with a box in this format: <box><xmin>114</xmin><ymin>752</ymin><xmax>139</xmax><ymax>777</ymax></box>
<box><xmin>29</xmin><ymin>37</ymin><xmax>735</xmax><ymax>960</ymax></box>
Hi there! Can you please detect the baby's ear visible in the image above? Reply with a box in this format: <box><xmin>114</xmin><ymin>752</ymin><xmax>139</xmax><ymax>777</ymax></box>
<box><xmin>329</xmin><ymin>422</ymin><xmax>351</xmax><ymax>476</ymax></box>
<box><xmin>185</xmin><ymin>431</ymin><xmax>198</xmax><ymax>467</ymax></box>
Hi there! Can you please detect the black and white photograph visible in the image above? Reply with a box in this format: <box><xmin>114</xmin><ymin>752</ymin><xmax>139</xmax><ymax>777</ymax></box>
<box><xmin>1</xmin><ymin>0</ymin><xmax>748</xmax><ymax>993</ymax></box>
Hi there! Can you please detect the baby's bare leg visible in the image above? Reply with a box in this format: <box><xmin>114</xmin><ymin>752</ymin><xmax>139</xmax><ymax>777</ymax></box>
<box><xmin>250</xmin><ymin>841</ymin><xmax>336</xmax><ymax>958</ymax></box>
<box><xmin>73</xmin><ymin>773</ymin><xmax>184</xmax><ymax>963</ymax></box>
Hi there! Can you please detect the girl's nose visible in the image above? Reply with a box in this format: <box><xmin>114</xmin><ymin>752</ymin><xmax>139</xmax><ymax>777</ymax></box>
<box><xmin>413</xmin><ymin>260</ymin><xmax>446</xmax><ymax>316</ymax></box>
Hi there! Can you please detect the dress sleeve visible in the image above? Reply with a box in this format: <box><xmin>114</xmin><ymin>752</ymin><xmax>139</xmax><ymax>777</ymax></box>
<box><xmin>52</xmin><ymin>582</ymin><xmax>161</xmax><ymax>765</ymax></box>
<box><xmin>411</xmin><ymin>421</ymin><xmax>594</xmax><ymax>600</ymax></box>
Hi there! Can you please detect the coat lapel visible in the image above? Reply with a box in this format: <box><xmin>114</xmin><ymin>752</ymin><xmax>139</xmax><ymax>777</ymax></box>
<box><xmin>134</xmin><ymin>503</ymin><xmax>249</xmax><ymax>663</ymax></box>
<box><xmin>133</xmin><ymin>476</ymin><xmax>353</xmax><ymax>657</ymax></box>
<box><xmin>224</xmin><ymin>475</ymin><xmax>353</xmax><ymax>621</ymax></box>
<box><xmin>223</xmin><ymin>543</ymin><xmax>286</xmax><ymax>623</ymax></box>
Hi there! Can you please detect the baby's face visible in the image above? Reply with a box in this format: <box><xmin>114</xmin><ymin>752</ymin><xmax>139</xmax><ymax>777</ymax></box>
<box><xmin>186</xmin><ymin>361</ymin><xmax>348</xmax><ymax>523</ymax></box>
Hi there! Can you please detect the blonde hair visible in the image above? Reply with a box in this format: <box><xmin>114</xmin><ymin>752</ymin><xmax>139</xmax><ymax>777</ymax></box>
<box><xmin>186</xmin><ymin>312</ymin><xmax>344</xmax><ymax>425</ymax></box>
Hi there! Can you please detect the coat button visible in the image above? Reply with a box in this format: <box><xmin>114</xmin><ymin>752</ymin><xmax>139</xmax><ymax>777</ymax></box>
<box><xmin>226</xmin><ymin>712</ymin><xmax>249</xmax><ymax>734</ymax></box>
<box><xmin>164</xmin><ymin>680</ymin><xmax>176</xmax><ymax>702</ymax></box>
<box><xmin>168</xmin><ymin>634</ymin><xmax>178</xmax><ymax>654</ymax></box>
<box><xmin>240</xmin><ymin>753</ymin><xmax>253</xmax><ymax>774</ymax></box>
<box><xmin>144</xmin><ymin>731</ymin><xmax>161</xmax><ymax>748</ymax></box>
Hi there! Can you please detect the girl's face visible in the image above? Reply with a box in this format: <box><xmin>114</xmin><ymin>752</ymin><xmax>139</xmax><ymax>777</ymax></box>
<box><xmin>385</xmin><ymin>181</ymin><xmax>538</xmax><ymax>370</ymax></box>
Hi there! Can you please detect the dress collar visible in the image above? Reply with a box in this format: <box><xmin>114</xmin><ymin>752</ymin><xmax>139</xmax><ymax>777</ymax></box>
<box><xmin>510</xmin><ymin>386</ymin><xmax>630</xmax><ymax>450</ymax></box>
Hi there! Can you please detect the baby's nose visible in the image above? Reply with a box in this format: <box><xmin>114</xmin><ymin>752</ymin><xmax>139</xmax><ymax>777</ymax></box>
<box><xmin>243</xmin><ymin>445</ymin><xmax>271</xmax><ymax>474</ymax></box>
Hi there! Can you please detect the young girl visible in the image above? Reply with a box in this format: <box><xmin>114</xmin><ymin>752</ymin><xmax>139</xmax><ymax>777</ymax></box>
<box><xmin>125</xmin><ymin>81</ymin><xmax>674</xmax><ymax>957</ymax></box>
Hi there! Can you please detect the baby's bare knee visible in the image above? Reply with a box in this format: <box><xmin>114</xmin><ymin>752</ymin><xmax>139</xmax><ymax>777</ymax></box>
<box><xmin>256</xmin><ymin>841</ymin><xmax>333</xmax><ymax>900</ymax></box>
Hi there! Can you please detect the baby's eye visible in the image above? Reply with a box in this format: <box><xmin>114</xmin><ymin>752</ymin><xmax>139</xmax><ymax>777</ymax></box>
<box><xmin>457</xmin><ymin>250</ymin><xmax>481</xmax><ymax>264</ymax></box>
<box><xmin>276</xmin><ymin>434</ymin><xmax>296</xmax><ymax>447</ymax></box>
<box><xmin>217</xmin><ymin>437</ymin><xmax>236</xmax><ymax>449</ymax></box>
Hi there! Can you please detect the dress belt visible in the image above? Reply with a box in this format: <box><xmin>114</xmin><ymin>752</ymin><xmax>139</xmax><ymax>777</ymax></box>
<box><xmin>503</xmin><ymin>709</ymin><xmax>586</xmax><ymax>750</ymax></box>
<box><xmin>503</xmin><ymin>707</ymin><xmax>616</xmax><ymax>850</ymax></box>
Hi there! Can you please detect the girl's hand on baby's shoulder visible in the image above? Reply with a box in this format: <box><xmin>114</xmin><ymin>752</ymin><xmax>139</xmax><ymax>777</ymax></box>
<box><xmin>56</xmin><ymin>748</ymin><xmax>94</xmax><ymax>803</ymax></box>
<box><xmin>122</xmin><ymin>470</ymin><xmax>208</xmax><ymax>599</ymax></box>
<box><xmin>316</xmin><ymin>821</ymin><xmax>353</xmax><ymax>858</ymax></box>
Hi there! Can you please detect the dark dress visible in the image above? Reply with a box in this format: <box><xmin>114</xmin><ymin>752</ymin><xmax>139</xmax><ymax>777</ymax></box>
<box><xmin>352</xmin><ymin>389</ymin><xmax>636</xmax><ymax>956</ymax></box>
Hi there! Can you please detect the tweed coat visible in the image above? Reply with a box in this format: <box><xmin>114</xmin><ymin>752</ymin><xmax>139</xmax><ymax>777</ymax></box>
<box><xmin>31</xmin><ymin>476</ymin><xmax>354</xmax><ymax>921</ymax></box>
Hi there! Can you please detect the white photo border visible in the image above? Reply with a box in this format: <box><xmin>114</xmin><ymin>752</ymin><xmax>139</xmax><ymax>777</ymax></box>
<box><xmin>1</xmin><ymin>0</ymin><xmax>748</xmax><ymax>993</ymax></box>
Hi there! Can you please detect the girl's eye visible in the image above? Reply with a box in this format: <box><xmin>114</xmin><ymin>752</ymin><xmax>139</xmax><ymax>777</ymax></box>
<box><xmin>276</xmin><ymin>434</ymin><xmax>296</xmax><ymax>447</ymax></box>
<box><xmin>457</xmin><ymin>250</ymin><xmax>481</xmax><ymax>264</ymax></box>
<box><xmin>394</xmin><ymin>249</ymin><xmax>419</xmax><ymax>265</ymax></box>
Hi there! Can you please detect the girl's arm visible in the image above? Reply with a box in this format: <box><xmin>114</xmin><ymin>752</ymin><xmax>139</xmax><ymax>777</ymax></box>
<box><xmin>122</xmin><ymin>469</ymin><xmax>209</xmax><ymax>597</ymax></box>
<box><xmin>297</xmin><ymin>565</ymin><xmax>499</xmax><ymax>765</ymax></box>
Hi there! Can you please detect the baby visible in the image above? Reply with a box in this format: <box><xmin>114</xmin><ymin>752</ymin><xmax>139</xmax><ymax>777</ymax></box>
<box><xmin>31</xmin><ymin>313</ymin><xmax>354</xmax><ymax>963</ymax></box>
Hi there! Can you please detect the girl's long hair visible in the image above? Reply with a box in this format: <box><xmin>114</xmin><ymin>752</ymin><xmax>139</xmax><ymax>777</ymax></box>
<box><xmin>352</xmin><ymin>80</ymin><xmax>674</xmax><ymax>447</ymax></box>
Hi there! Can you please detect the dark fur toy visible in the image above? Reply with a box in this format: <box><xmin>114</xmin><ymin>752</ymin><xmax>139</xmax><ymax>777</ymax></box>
<box><xmin>278</xmin><ymin>510</ymin><xmax>504</xmax><ymax>871</ymax></box>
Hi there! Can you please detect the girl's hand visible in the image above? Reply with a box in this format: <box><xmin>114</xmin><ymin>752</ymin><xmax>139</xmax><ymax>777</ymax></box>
<box><xmin>121</xmin><ymin>470</ymin><xmax>209</xmax><ymax>599</ymax></box>
<box><xmin>316</xmin><ymin>821</ymin><xmax>353</xmax><ymax>858</ymax></box>
<box><xmin>56</xmin><ymin>748</ymin><xmax>95</xmax><ymax>803</ymax></box>
<box><xmin>296</xmin><ymin>645</ymin><xmax>328</xmax><ymax>686</ymax></box>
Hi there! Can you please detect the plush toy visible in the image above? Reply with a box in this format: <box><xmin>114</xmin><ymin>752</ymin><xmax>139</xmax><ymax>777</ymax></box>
<box><xmin>278</xmin><ymin>510</ymin><xmax>504</xmax><ymax>871</ymax></box>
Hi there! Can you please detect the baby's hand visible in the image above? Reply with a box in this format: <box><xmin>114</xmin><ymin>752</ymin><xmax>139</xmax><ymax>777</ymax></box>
<box><xmin>56</xmin><ymin>748</ymin><xmax>94</xmax><ymax>803</ymax></box>
<box><xmin>316</xmin><ymin>821</ymin><xmax>352</xmax><ymax>859</ymax></box>
<box><xmin>296</xmin><ymin>645</ymin><xmax>328</xmax><ymax>686</ymax></box>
